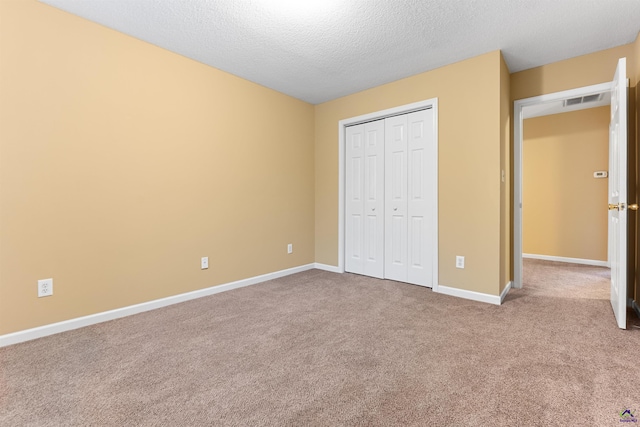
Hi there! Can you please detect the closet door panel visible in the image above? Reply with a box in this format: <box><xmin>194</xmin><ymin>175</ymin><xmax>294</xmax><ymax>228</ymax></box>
<box><xmin>407</xmin><ymin>109</ymin><xmax>434</xmax><ymax>287</ymax></box>
<box><xmin>364</xmin><ymin>120</ymin><xmax>385</xmax><ymax>278</ymax></box>
<box><xmin>346</xmin><ymin>120</ymin><xmax>385</xmax><ymax>277</ymax></box>
<box><xmin>345</xmin><ymin>124</ymin><xmax>365</xmax><ymax>274</ymax></box>
<box><xmin>384</xmin><ymin>115</ymin><xmax>408</xmax><ymax>282</ymax></box>
<box><xmin>363</xmin><ymin>120</ymin><xmax>385</xmax><ymax>278</ymax></box>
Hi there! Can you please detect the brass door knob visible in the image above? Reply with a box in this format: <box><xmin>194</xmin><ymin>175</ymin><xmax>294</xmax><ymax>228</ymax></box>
<box><xmin>609</xmin><ymin>203</ymin><xmax>620</xmax><ymax>211</ymax></box>
<box><xmin>629</xmin><ymin>204</ymin><xmax>639</xmax><ymax>211</ymax></box>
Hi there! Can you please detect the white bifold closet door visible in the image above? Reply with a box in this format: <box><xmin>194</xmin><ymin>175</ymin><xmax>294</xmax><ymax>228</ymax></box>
<box><xmin>345</xmin><ymin>109</ymin><xmax>434</xmax><ymax>287</ymax></box>
<box><xmin>345</xmin><ymin>119</ymin><xmax>385</xmax><ymax>278</ymax></box>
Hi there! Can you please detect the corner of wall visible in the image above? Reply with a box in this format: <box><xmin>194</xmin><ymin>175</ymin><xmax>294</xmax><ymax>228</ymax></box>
<box><xmin>499</xmin><ymin>52</ymin><xmax>512</xmax><ymax>293</ymax></box>
<box><xmin>0</xmin><ymin>0</ymin><xmax>316</xmax><ymax>335</ymax></box>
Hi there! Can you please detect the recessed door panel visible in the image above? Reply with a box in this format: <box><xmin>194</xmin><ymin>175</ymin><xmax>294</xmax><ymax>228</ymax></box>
<box><xmin>351</xmin><ymin>158</ymin><xmax>362</xmax><ymax>201</ymax></box>
<box><xmin>411</xmin><ymin>148</ymin><xmax>424</xmax><ymax>200</ymax></box>
<box><xmin>366</xmin><ymin>214</ymin><xmax>378</xmax><ymax>260</ymax></box>
<box><xmin>367</xmin><ymin>156</ymin><xmax>377</xmax><ymax>201</ymax></box>
<box><xmin>391</xmin><ymin>152</ymin><xmax>405</xmax><ymax>201</ymax></box>
<box><xmin>411</xmin><ymin>216</ymin><xmax>423</xmax><ymax>267</ymax></box>
<box><xmin>352</xmin><ymin>132</ymin><xmax>363</xmax><ymax>149</ymax></box>
<box><xmin>350</xmin><ymin>214</ymin><xmax>362</xmax><ymax>259</ymax></box>
<box><xmin>392</xmin><ymin>124</ymin><xmax>404</xmax><ymax>143</ymax></box>
<box><xmin>391</xmin><ymin>215</ymin><xmax>406</xmax><ymax>258</ymax></box>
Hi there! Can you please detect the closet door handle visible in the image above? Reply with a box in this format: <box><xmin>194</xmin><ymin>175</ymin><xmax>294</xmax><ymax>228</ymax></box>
<box><xmin>371</xmin><ymin>207</ymin><xmax>376</xmax><ymax>211</ymax></box>
<box><xmin>393</xmin><ymin>207</ymin><xmax>398</xmax><ymax>211</ymax></box>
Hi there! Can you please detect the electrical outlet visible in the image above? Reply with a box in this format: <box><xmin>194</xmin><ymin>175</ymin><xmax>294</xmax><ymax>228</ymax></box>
<box><xmin>201</xmin><ymin>257</ymin><xmax>209</xmax><ymax>270</ymax></box>
<box><xmin>287</xmin><ymin>244</ymin><xmax>293</xmax><ymax>254</ymax></box>
<box><xmin>456</xmin><ymin>256</ymin><xmax>465</xmax><ymax>269</ymax></box>
<box><xmin>38</xmin><ymin>278</ymin><xmax>53</xmax><ymax>297</ymax></box>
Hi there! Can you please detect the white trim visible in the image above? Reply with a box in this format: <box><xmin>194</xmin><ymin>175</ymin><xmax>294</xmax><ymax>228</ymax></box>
<box><xmin>431</xmin><ymin>101</ymin><xmax>439</xmax><ymax>292</ymax></box>
<box><xmin>501</xmin><ymin>281</ymin><xmax>512</xmax><ymax>304</ymax></box>
<box><xmin>436</xmin><ymin>285</ymin><xmax>502</xmax><ymax>305</ymax></box>
<box><xmin>338</xmin><ymin>98</ymin><xmax>439</xmax><ymax>291</ymax></box>
<box><xmin>522</xmin><ymin>253</ymin><xmax>608</xmax><ymax>267</ymax></box>
<box><xmin>338</xmin><ymin>120</ymin><xmax>345</xmax><ymax>273</ymax></box>
<box><xmin>513</xmin><ymin>82</ymin><xmax>612</xmax><ymax>289</ymax></box>
<box><xmin>313</xmin><ymin>263</ymin><xmax>342</xmax><ymax>273</ymax></box>
<box><xmin>0</xmin><ymin>264</ymin><xmax>315</xmax><ymax>348</ymax></box>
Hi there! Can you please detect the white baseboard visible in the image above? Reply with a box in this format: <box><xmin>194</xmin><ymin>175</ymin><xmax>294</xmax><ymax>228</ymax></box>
<box><xmin>436</xmin><ymin>285</ymin><xmax>502</xmax><ymax>305</ymax></box>
<box><xmin>0</xmin><ymin>263</ymin><xmax>316</xmax><ymax>348</ymax></box>
<box><xmin>522</xmin><ymin>253</ymin><xmax>608</xmax><ymax>267</ymax></box>
<box><xmin>313</xmin><ymin>263</ymin><xmax>342</xmax><ymax>273</ymax></box>
<box><xmin>501</xmin><ymin>281</ymin><xmax>512</xmax><ymax>304</ymax></box>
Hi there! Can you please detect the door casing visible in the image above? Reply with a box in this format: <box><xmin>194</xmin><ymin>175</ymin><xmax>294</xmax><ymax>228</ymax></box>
<box><xmin>512</xmin><ymin>82</ymin><xmax>613</xmax><ymax>289</ymax></box>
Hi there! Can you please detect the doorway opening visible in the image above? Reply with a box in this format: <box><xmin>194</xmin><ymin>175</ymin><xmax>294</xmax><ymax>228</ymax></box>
<box><xmin>514</xmin><ymin>57</ymin><xmax>629</xmax><ymax>329</ymax></box>
<box><xmin>513</xmin><ymin>81</ymin><xmax>613</xmax><ymax>289</ymax></box>
<box><xmin>515</xmin><ymin>84</ymin><xmax>615</xmax><ymax>323</ymax></box>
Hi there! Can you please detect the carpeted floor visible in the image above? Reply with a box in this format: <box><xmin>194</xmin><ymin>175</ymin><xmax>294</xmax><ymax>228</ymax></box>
<box><xmin>1</xmin><ymin>259</ymin><xmax>639</xmax><ymax>426</ymax></box>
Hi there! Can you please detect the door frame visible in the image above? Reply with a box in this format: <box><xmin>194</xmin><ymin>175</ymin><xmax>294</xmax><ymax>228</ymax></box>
<box><xmin>512</xmin><ymin>82</ymin><xmax>612</xmax><ymax>289</ymax></box>
<box><xmin>337</xmin><ymin>98</ymin><xmax>439</xmax><ymax>291</ymax></box>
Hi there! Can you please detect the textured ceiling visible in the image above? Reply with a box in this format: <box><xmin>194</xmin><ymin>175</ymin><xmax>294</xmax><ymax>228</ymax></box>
<box><xmin>40</xmin><ymin>0</ymin><xmax>640</xmax><ymax>104</ymax></box>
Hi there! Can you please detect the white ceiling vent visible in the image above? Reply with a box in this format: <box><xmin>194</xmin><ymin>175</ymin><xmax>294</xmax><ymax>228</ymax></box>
<box><xmin>563</xmin><ymin>93</ymin><xmax>604</xmax><ymax>107</ymax></box>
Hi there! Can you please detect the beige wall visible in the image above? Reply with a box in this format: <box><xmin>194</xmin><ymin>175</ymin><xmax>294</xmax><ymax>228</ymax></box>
<box><xmin>0</xmin><ymin>1</ymin><xmax>315</xmax><ymax>335</ymax></box>
<box><xmin>500</xmin><ymin>53</ymin><xmax>511</xmax><ymax>292</ymax></box>
<box><xmin>315</xmin><ymin>51</ymin><xmax>504</xmax><ymax>296</ymax></box>
<box><xmin>511</xmin><ymin>44</ymin><xmax>637</xmax><ymax>101</ymax></box>
<box><xmin>523</xmin><ymin>107</ymin><xmax>609</xmax><ymax>261</ymax></box>
<box><xmin>2</xmin><ymin>1</ymin><xmax>638</xmax><ymax>337</ymax></box>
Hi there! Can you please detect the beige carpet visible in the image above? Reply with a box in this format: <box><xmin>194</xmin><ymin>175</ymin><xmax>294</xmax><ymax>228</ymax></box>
<box><xmin>1</xmin><ymin>260</ymin><xmax>639</xmax><ymax>426</ymax></box>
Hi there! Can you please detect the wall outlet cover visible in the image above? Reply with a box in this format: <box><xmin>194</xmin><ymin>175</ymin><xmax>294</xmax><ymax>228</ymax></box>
<box><xmin>38</xmin><ymin>278</ymin><xmax>53</xmax><ymax>297</ymax></box>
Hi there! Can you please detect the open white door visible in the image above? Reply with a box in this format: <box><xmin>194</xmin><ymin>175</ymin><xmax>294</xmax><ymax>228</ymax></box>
<box><xmin>608</xmin><ymin>57</ymin><xmax>628</xmax><ymax>330</ymax></box>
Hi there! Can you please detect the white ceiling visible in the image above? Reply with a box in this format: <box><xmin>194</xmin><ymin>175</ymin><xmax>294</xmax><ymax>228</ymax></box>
<box><xmin>40</xmin><ymin>0</ymin><xmax>640</xmax><ymax>105</ymax></box>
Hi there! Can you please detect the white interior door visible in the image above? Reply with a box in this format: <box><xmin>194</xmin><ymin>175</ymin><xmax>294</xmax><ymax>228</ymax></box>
<box><xmin>608</xmin><ymin>57</ymin><xmax>628</xmax><ymax>330</ymax></box>
<box><xmin>345</xmin><ymin>124</ymin><xmax>365</xmax><ymax>275</ymax></box>
<box><xmin>383</xmin><ymin>109</ymin><xmax>433</xmax><ymax>286</ymax></box>
<box><xmin>364</xmin><ymin>120</ymin><xmax>385</xmax><ymax>277</ymax></box>
<box><xmin>406</xmin><ymin>109</ymin><xmax>434</xmax><ymax>287</ymax></box>
<box><xmin>345</xmin><ymin>120</ymin><xmax>385</xmax><ymax>278</ymax></box>
<box><xmin>385</xmin><ymin>115</ymin><xmax>409</xmax><ymax>282</ymax></box>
